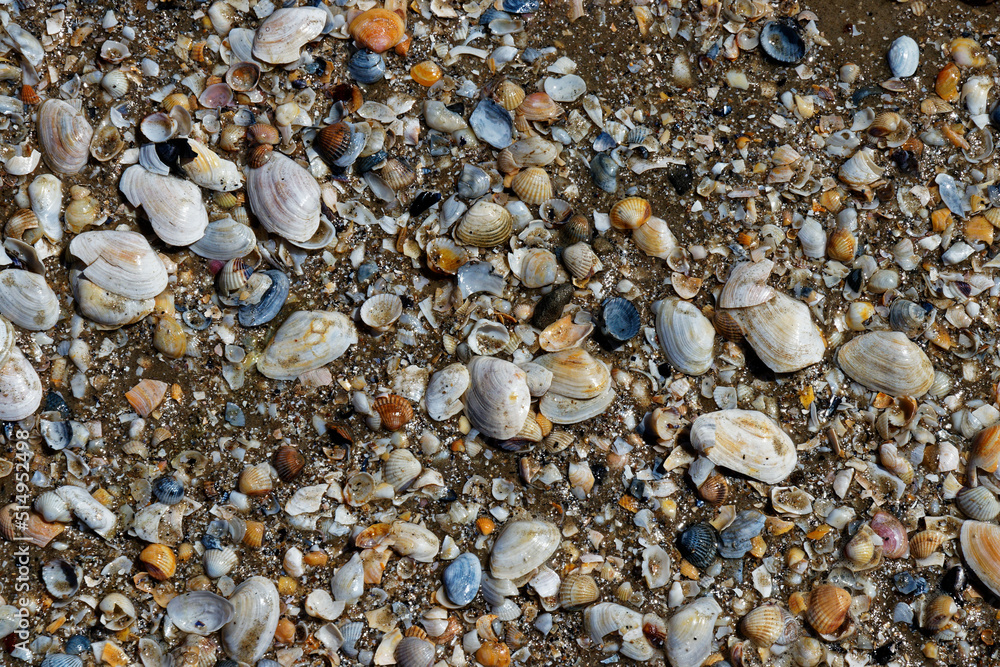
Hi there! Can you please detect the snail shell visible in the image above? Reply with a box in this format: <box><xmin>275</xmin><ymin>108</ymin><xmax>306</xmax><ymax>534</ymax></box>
<box><xmin>252</xmin><ymin>7</ymin><xmax>326</xmax><ymax>64</ymax></box>
<box><xmin>120</xmin><ymin>165</ymin><xmax>208</xmax><ymax>246</ymax></box>
<box><xmin>836</xmin><ymin>331</ymin><xmax>933</xmax><ymax>397</ymax></box>
<box><xmin>37</xmin><ymin>99</ymin><xmax>93</xmax><ymax>175</ymax></box>
<box><xmin>690</xmin><ymin>409</ymin><xmax>797</xmax><ymax>484</ymax></box>
<box><xmin>257</xmin><ymin>310</ymin><xmax>357</xmax><ymax>381</ymax></box>
<box><xmin>221</xmin><ymin>576</ymin><xmax>280</xmax><ymax>664</ymax></box>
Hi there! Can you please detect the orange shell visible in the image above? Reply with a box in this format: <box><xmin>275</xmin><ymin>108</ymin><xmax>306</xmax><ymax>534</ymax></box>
<box><xmin>274</xmin><ymin>445</ymin><xmax>305</xmax><ymax>482</ymax></box>
<box><xmin>411</xmin><ymin>60</ymin><xmax>443</xmax><ymax>87</ymax></box>
<box><xmin>248</xmin><ymin>144</ymin><xmax>273</xmax><ymax>169</ymax></box>
<box><xmin>248</xmin><ymin>122</ymin><xmax>280</xmax><ymax>145</ymax></box>
<box><xmin>20</xmin><ymin>84</ymin><xmax>39</xmax><ymax>105</ymax></box>
<box><xmin>935</xmin><ymin>63</ymin><xmax>961</xmax><ymax>102</ymax></box>
<box><xmin>140</xmin><ymin>544</ymin><xmax>177</xmax><ymax>580</ymax></box>
<box><xmin>242</xmin><ymin>520</ymin><xmax>265</xmax><ymax>548</ymax></box>
<box><xmin>356</xmin><ymin>522</ymin><xmax>393</xmax><ymax>548</ymax></box>
<box><xmin>371</xmin><ymin>394</ymin><xmax>414</xmax><ymax>431</ymax></box>
<box><xmin>349</xmin><ymin>8</ymin><xmax>406</xmax><ymax>54</ymax></box>
<box><xmin>126</xmin><ymin>379</ymin><xmax>169</xmax><ymax>418</ymax></box>
<box><xmin>476</xmin><ymin>641</ymin><xmax>512</xmax><ymax>667</ymax></box>
<box><xmin>805</xmin><ymin>584</ymin><xmax>851</xmax><ymax>635</ymax></box>
<box><xmin>826</xmin><ymin>228</ymin><xmax>856</xmax><ymax>262</ymax></box>
<box><xmin>610</xmin><ymin>197</ymin><xmax>652</xmax><ymax>230</ymax></box>
<box><xmin>517</xmin><ymin>92</ymin><xmax>564</xmax><ymax>122</ymax></box>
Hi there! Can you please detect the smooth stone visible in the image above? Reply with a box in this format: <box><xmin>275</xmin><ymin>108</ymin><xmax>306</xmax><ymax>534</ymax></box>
<box><xmin>531</xmin><ymin>283</ymin><xmax>574</xmax><ymax>329</ymax></box>
<box><xmin>443</xmin><ymin>552</ymin><xmax>481</xmax><ymax>606</ymax></box>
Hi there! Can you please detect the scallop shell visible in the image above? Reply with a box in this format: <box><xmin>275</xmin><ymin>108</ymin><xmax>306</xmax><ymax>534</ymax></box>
<box><xmin>167</xmin><ymin>592</ymin><xmax>235</xmax><ymax>635</ymax></box>
<box><xmin>969</xmin><ymin>424</ymin><xmax>1000</xmax><ymax>484</ymax></box>
<box><xmin>0</xmin><ymin>347</ymin><xmax>43</xmax><ymax>422</ymax></box>
<box><xmin>910</xmin><ymin>529</ymin><xmax>945</xmax><ymax>559</ymax></box>
<box><xmin>489</xmin><ymin>519</ymin><xmax>560</xmax><ymax>581</ymax></box>
<box><xmin>182</xmin><ymin>140</ymin><xmax>243</xmax><ymax>192</ymax></box>
<box><xmin>805</xmin><ymin>584</ymin><xmax>851</xmax><ymax>637</ymax></box>
<box><xmin>559</xmin><ymin>574</ymin><xmax>599</xmax><ymax>609</ymax></box>
<box><xmin>120</xmin><ymin>165</ymin><xmax>209</xmax><ymax>247</ymax></box>
<box><xmin>455</xmin><ymin>201</ymin><xmax>513</xmax><ymax>247</ymax></box>
<box><xmin>274</xmin><ymin>445</ymin><xmax>305</xmax><ymax>482</ymax></box>
<box><xmin>252</xmin><ymin>7</ymin><xmax>327</xmax><ymax>64</ymax></box>
<box><xmin>257</xmin><ymin>310</ymin><xmax>357</xmax><ymax>381</ymax></box>
<box><xmin>957</xmin><ymin>486</ymin><xmax>1000</xmax><ymax>521</ymax></box>
<box><xmin>0</xmin><ymin>505</ymin><xmax>64</xmax><ymax>547</ymax></box>
<box><xmin>511</xmin><ymin>168</ymin><xmax>553</xmax><ymax>206</ymax></box>
<box><xmin>610</xmin><ymin>197</ymin><xmax>652</xmax><ymax>230</ymax></box>
<box><xmin>246</xmin><ymin>151</ymin><xmax>321</xmax><ymax>245</ymax></box>
<box><xmin>38</xmin><ymin>99</ymin><xmax>94</xmax><ymax>175</ymax></box>
<box><xmin>562</xmin><ymin>242</ymin><xmax>602</xmax><ymax>285</ymax></box>
<box><xmin>655</xmin><ymin>298</ymin><xmax>715</xmax><ymax>376</ymax></box>
<box><xmin>394</xmin><ymin>636</ymin><xmax>434</xmax><ymax>667</ymax></box>
<box><xmin>69</xmin><ymin>231</ymin><xmax>168</xmax><ymax>301</ymax></box>
<box><xmin>690</xmin><ymin>409</ymin><xmax>797</xmax><ymax>484</ymax></box>
<box><xmin>534</xmin><ymin>348</ymin><xmax>610</xmax><ymax>400</ymax></box>
<box><xmin>464</xmin><ymin>356</ymin><xmax>530</xmax><ymax>440</ymax></box>
<box><xmin>221</xmin><ymin>576</ymin><xmax>280</xmax><ymax>664</ymax></box>
<box><xmin>238</xmin><ymin>463</ymin><xmax>273</xmax><ymax>496</ymax></box>
<box><xmin>426</xmin><ymin>363</ymin><xmax>470</xmax><ymax>421</ymax></box>
<box><xmin>837</xmin><ymin>331</ymin><xmax>933</xmax><ymax>397</ymax></box>
<box><xmin>960</xmin><ymin>521</ymin><xmax>1000</xmax><ymax>598</ymax></box>
<box><xmin>665</xmin><ymin>597</ymin><xmax>722</xmax><ymax>667</ymax></box>
<box><xmin>631</xmin><ymin>216</ymin><xmax>678</xmax><ymax>259</ymax></box>
<box><xmin>349</xmin><ymin>8</ymin><xmax>406</xmax><ymax>54</ymax></box>
<box><xmin>204</xmin><ymin>547</ymin><xmax>238</xmax><ymax>578</ymax></box>
<box><xmin>361</xmin><ymin>294</ymin><xmax>403</xmax><ymax>331</ymax></box>
<box><xmin>140</xmin><ymin>544</ymin><xmax>177</xmax><ymax>580</ymax></box>
<box><xmin>740</xmin><ymin>604</ymin><xmax>786</xmax><ymax>647</ymax></box>
<box><xmin>385</xmin><ymin>448</ymin><xmax>422</xmax><ymax>491</ymax></box>
<box><xmin>0</xmin><ymin>270</ymin><xmax>59</xmax><ymax>331</ymax></box>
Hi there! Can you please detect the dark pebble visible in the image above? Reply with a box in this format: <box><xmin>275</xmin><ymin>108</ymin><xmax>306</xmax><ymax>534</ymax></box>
<box><xmin>531</xmin><ymin>283</ymin><xmax>575</xmax><ymax>329</ymax></box>
<box><xmin>667</xmin><ymin>163</ymin><xmax>694</xmax><ymax>195</ymax></box>
<box><xmin>941</xmin><ymin>565</ymin><xmax>967</xmax><ymax>595</ymax></box>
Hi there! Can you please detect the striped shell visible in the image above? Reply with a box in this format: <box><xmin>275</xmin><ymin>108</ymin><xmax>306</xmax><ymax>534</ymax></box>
<box><xmin>372</xmin><ymin>394</ymin><xmax>414</xmax><ymax>431</ymax></box>
<box><xmin>805</xmin><ymin>584</ymin><xmax>851</xmax><ymax>636</ymax></box>
<box><xmin>610</xmin><ymin>197</ymin><xmax>652</xmax><ymax>230</ymax></box>
<box><xmin>559</xmin><ymin>574</ymin><xmax>600</xmax><ymax>609</ymax></box>
<box><xmin>957</xmin><ymin>486</ymin><xmax>1000</xmax><ymax>521</ymax></box>
<box><xmin>455</xmin><ymin>201</ymin><xmax>513</xmax><ymax>247</ymax></box>
<box><xmin>910</xmin><ymin>529</ymin><xmax>945</xmax><ymax>559</ymax></box>
<box><xmin>511</xmin><ymin>168</ymin><xmax>553</xmax><ymax>206</ymax></box>
<box><xmin>960</xmin><ymin>521</ymin><xmax>1000</xmax><ymax>598</ymax></box>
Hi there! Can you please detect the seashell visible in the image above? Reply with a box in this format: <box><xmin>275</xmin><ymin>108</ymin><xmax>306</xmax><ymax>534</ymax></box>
<box><xmin>0</xmin><ymin>346</ymin><xmax>42</xmax><ymax>421</ymax></box>
<box><xmin>99</xmin><ymin>593</ymin><xmax>136</xmax><ymax>631</ymax></box>
<box><xmin>274</xmin><ymin>445</ymin><xmax>305</xmax><ymax>482</ymax></box>
<box><xmin>538</xmin><ymin>388</ymin><xmax>615</xmax><ymax>425</ymax></box>
<box><xmin>101</xmin><ymin>69</ymin><xmax>129</xmax><ymax>98</ymax></box>
<box><xmin>167</xmin><ymin>591</ymin><xmax>235</xmax><ymax>635</ymax></box>
<box><xmin>562</xmin><ymin>214</ymin><xmax>592</xmax><ymax>245</ymax></box>
<box><xmin>37</xmin><ymin>99</ymin><xmax>94</xmax><ymax>175</ymax></box>
<box><xmin>120</xmin><ymin>165</ymin><xmax>208</xmax><ymax>246</ymax></box>
<box><xmin>489</xmin><ymin>519</ymin><xmax>560</xmax><ymax>581</ymax></box>
<box><xmin>257</xmin><ymin>310</ymin><xmax>357</xmax><ymax>381</ymax></box>
<box><xmin>960</xmin><ymin>521</ymin><xmax>1000</xmax><ymax>598</ymax></box>
<box><xmin>838</xmin><ymin>148</ymin><xmax>884</xmax><ymax>189</ymax></box>
<box><xmin>349</xmin><ymin>8</ymin><xmax>406</xmax><ymax>54</ymax></box>
<box><xmin>590</xmin><ymin>152</ymin><xmax>619</xmax><ymax>193</ymax></box>
<box><xmin>151</xmin><ymin>476</ymin><xmax>184</xmax><ymax>505</ymax></box>
<box><xmin>0</xmin><ymin>270</ymin><xmax>59</xmax><ymax>331</ymax></box>
<box><xmin>131</xmin><ymin>502</ymin><xmax>184</xmax><ymax>545</ymax></box>
<box><xmin>950</xmin><ymin>36</ymin><xmax>987</xmax><ymax>67</ymax></box>
<box><xmin>189</xmin><ymin>217</ymin><xmax>257</xmax><ymax>261</ymax></box>
<box><xmin>42</xmin><ymin>559</ymin><xmax>82</xmax><ymax>599</ymax></box>
<box><xmin>631</xmin><ymin>216</ymin><xmax>678</xmax><ymax>259</ymax></box>
<box><xmin>843</xmin><ymin>524</ymin><xmax>880</xmax><ymax>570</ymax></box>
<box><xmin>559</xmin><ymin>574</ymin><xmax>599</xmax><ymax>609</ymax></box>
<box><xmin>910</xmin><ymin>530</ymin><xmax>945</xmax><ymax>559</ymax></box>
<box><xmin>740</xmin><ymin>604</ymin><xmax>788</xmax><ymax>648</ymax></box>
<box><xmin>455</xmin><ymin>201</ymin><xmax>512</xmax><ymax>247</ymax></box>
<box><xmin>226</xmin><ymin>61</ymin><xmax>260</xmax><ymax>92</ymax></box>
<box><xmin>759</xmin><ymin>20</ymin><xmax>805</xmax><ymax>64</ymax></box>
<box><xmin>29</xmin><ymin>174</ymin><xmax>62</xmax><ymax>243</ymax></box>
<box><xmin>182</xmin><ymin>140</ymin><xmax>243</xmax><ymax>192</ymax></box>
<box><xmin>238</xmin><ymin>463</ymin><xmax>273</xmax><ymax>496</ymax></box>
<box><xmin>497</xmin><ymin>136</ymin><xmax>560</xmax><ymax>173</ymax></box>
<box><xmin>125</xmin><ymin>379</ymin><xmax>168</xmax><ymax>418</ymax></box>
<box><xmin>394</xmin><ymin>636</ymin><xmax>435</xmax><ymax>667</ymax></box>
<box><xmin>936</xmin><ymin>63</ymin><xmax>961</xmax><ymax>103</ymax></box>
<box><xmin>494</xmin><ymin>80</ymin><xmax>526</xmax><ymax>110</ymax></box>
<box><xmin>610</xmin><ymin>197</ymin><xmax>652</xmax><ymax>230</ymax></box>
<box><xmin>805</xmin><ymin>584</ymin><xmax>851</xmax><ymax>637</ymax></box>
<box><xmin>361</xmin><ymin>293</ymin><xmax>403</xmax><ymax>331</ymax></box>
<box><xmin>678</xmin><ymin>522</ymin><xmax>718</xmax><ymax>570</ymax></box>
<box><xmin>69</xmin><ymin>230</ymin><xmax>168</xmax><ymax>301</ymax></box>
<box><xmin>826</xmin><ymin>227</ymin><xmax>856</xmax><ymax>262</ymax></box>
<box><xmin>870</xmin><ymin>510</ymin><xmax>908</xmax><ymax>559</ymax></box>
<box><xmin>585</xmin><ymin>602</ymin><xmax>655</xmax><ymax>661</ymax></box>
<box><xmin>562</xmin><ymin>242</ymin><xmax>602</xmax><ymax>286</ymax></box>
<box><xmin>89</xmin><ymin>122</ymin><xmax>125</xmax><ymax>162</ymax></box>
<box><xmin>464</xmin><ymin>356</ymin><xmax>530</xmax><ymax>439</ymax></box>
<box><xmin>6</xmin><ymin>209</ymin><xmax>40</xmax><ymax>244</ymax></box>
<box><xmin>456</xmin><ymin>164</ymin><xmax>491</xmax><ymax>200</ymax></box>
<box><xmin>957</xmin><ymin>486</ymin><xmax>1000</xmax><ymax>521</ymax></box>
<box><xmin>35</xmin><ymin>491</ymin><xmax>72</xmax><ymax>523</ymax></box>
<box><xmin>221</xmin><ymin>576</ymin><xmax>280</xmax><ymax>664</ymax></box>
<box><xmin>517</xmin><ymin>92</ymin><xmax>563</xmax><ymax>122</ymax></box>
<box><xmin>204</xmin><ymin>546</ymin><xmax>239</xmax><ymax>578</ymax></box>
<box><xmin>887</xmin><ymin>299</ymin><xmax>927</xmax><ymax>338</ymax></box>
<box><xmin>252</xmin><ymin>7</ymin><xmax>327</xmax><ymax>64</ymax></box>
<box><xmin>887</xmin><ymin>36</ymin><xmax>919</xmax><ymax>78</ymax></box>
<box><xmin>1</xmin><ymin>504</ymin><xmax>64</xmax><ymax>547</ymax></box>
<box><xmin>411</xmin><ymin>60</ymin><xmax>443</xmax><ymax>87</ymax></box>
<box><xmin>467</xmin><ymin>319</ymin><xmax>510</xmax><ymax>356</ymax></box>
<box><xmin>442</xmin><ymin>552</ymin><xmax>482</xmax><ymax>607</ymax></box>
<box><xmin>348</xmin><ymin>49</ymin><xmax>386</xmax><ymax>84</ymax></box>
<box><xmin>426</xmin><ymin>363</ymin><xmax>470</xmax><ymax>421</ymax></box>
<box><xmin>642</xmin><ymin>545</ymin><xmax>671</xmax><ymax>590</ymax></box>
<box><xmin>372</xmin><ymin>395</ymin><xmax>414</xmax><ymax>432</ymax></box>
<box><xmin>140</xmin><ymin>544</ymin><xmax>177</xmax><ymax>580</ymax></box>
<box><xmin>389</xmin><ymin>521</ymin><xmax>440</xmax><ymax>562</ymax></box>
<box><xmin>426</xmin><ymin>237</ymin><xmax>470</xmax><ymax>275</ymax></box>
<box><xmin>969</xmin><ymin>424</ymin><xmax>1000</xmax><ymax>485</ymax></box>
<box><xmin>665</xmin><ymin>597</ymin><xmax>722</xmax><ymax>667</ymax></box>
<box><xmin>241</xmin><ymin>521</ymin><xmax>264</xmax><ymax>548</ymax></box>
<box><xmin>384</xmin><ymin>448</ymin><xmax>422</xmax><ymax>491</ymax></box>
<box><xmin>246</xmin><ymin>151</ymin><xmax>321</xmax><ymax>245</ymax></box>
<box><xmin>837</xmin><ymin>331</ymin><xmax>933</xmax><ymax>397</ymax></box>
<box><xmin>534</xmin><ymin>348</ymin><xmax>610</xmax><ymax>400</ymax></box>
<box><xmin>924</xmin><ymin>595</ymin><xmax>957</xmax><ymax>632</ymax></box>
<box><xmin>963</xmin><ymin>76</ymin><xmax>993</xmax><ymax>116</ymax></box>
<box><xmin>382</xmin><ymin>158</ymin><xmax>417</xmax><ymax>191</ymax></box>
<box><xmin>655</xmin><ymin>298</ymin><xmax>714</xmax><ymax>376</ymax></box>
<box><xmin>511</xmin><ymin>168</ymin><xmax>553</xmax><ymax>206</ymax></box>
<box><xmin>508</xmin><ymin>248</ymin><xmax>557</xmax><ymax>289</ymax></box>
<box><xmin>470</xmin><ymin>99</ymin><xmax>514</xmax><ymax>149</ymax></box>
<box><xmin>248</xmin><ymin>123</ymin><xmax>280</xmax><ymax>146</ymax></box>
<box><xmin>344</xmin><ymin>472</ymin><xmax>376</xmax><ymax>507</ymax></box>
<box><xmin>771</xmin><ymin>486</ymin><xmax>814</xmax><ymax>515</ymax></box>
<box><xmin>55</xmin><ymin>485</ymin><xmax>117</xmax><ymax>539</ymax></box>
<box><xmin>698</xmin><ymin>472</ymin><xmax>729</xmax><ymax>506</ymax></box>
<box><xmin>797</xmin><ymin>219</ymin><xmax>826</xmax><ymax>258</ymax></box>
<box><xmin>690</xmin><ymin>409</ymin><xmax>797</xmax><ymax>484</ymax></box>
<box><xmin>332</xmin><ymin>553</ymin><xmax>365</xmax><ymax>602</ymax></box>
<box><xmin>71</xmin><ymin>271</ymin><xmax>154</xmax><ymax>330</ymax></box>
<box><xmin>596</xmin><ymin>297</ymin><xmax>640</xmax><ymax>350</ymax></box>
<box><xmin>41</xmin><ymin>656</ymin><xmax>82</xmax><ymax>667</ymax></box>
<box><xmin>846</xmin><ymin>301</ymin><xmax>875</xmax><ymax>332</ymax></box>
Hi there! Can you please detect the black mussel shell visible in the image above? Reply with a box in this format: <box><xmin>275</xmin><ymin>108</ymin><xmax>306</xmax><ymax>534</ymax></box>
<box><xmin>759</xmin><ymin>20</ymin><xmax>806</xmax><ymax>65</ymax></box>
<box><xmin>596</xmin><ymin>297</ymin><xmax>640</xmax><ymax>350</ymax></box>
<box><xmin>678</xmin><ymin>522</ymin><xmax>719</xmax><ymax>570</ymax></box>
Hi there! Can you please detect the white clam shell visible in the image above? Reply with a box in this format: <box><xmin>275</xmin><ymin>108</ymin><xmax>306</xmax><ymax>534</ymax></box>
<box><xmin>331</xmin><ymin>553</ymin><xmax>365</xmax><ymax>602</ymax></box>
<box><xmin>257</xmin><ymin>310</ymin><xmax>357</xmax><ymax>381</ymax></box>
<box><xmin>654</xmin><ymin>298</ymin><xmax>715</xmax><ymax>376</ymax></box>
<box><xmin>120</xmin><ymin>165</ymin><xmax>209</xmax><ymax>246</ymax></box>
<box><xmin>797</xmin><ymin>218</ymin><xmax>827</xmax><ymax>259</ymax></box>
<box><xmin>222</xmin><ymin>576</ymin><xmax>280</xmax><ymax>664</ymax></box>
<box><xmin>534</xmin><ymin>348</ymin><xmax>610</xmax><ymax>400</ymax></box>
<box><xmin>384</xmin><ymin>448</ymin><xmax>422</xmax><ymax>492</ymax></box>
<box><xmin>838</xmin><ymin>147</ymin><xmax>884</xmax><ymax>188</ymax></box>
<box><xmin>182</xmin><ymin>140</ymin><xmax>244</xmax><ymax>192</ymax></box>
<box><xmin>389</xmin><ymin>521</ymin><xmax>440</xmax><ymax>562</ymax></box>
<box><xmin>508</xmin><ymin>248</ymin><xmax>558</xmax><ymax>289</ymax></box>
<box><xmin>642</xmin><ymin>545</ymin><xmax>671</xmax><ymax>590</ymax></box>
<box><xmin>727</xmin><ymin>292</ymin><xmax>826</xmax><ymax>373</ymax></box>
<box><xmin>55</xmin><ymin>485</ymin><xmax>117</xmax><ymax>538</ymax></box>
<box><xmin>0</xmin><ymin>346</ymin><xmax>41</xmax><ymax>421</ymax></box>
<box><xmin>70</xmin><ymin>269</ymin><xmax>154</xmax><ymax>330</ymax></box>
<box><xmin>718</xmin><ymin>260</ymin><xmax>777</xmax><ymax>309</ymax></box>
<box><xmin>837</xmin><ymin>330</ymin><xmax>934</xmax><ymax>397</ymax></box>
<box><xmin>69</xmin><ymin>231</ymin><xmax>168</xmax><ymax>301</ymax></box>
<box><xmin>962</xmin><ymin>75</ymin><xmax>993</xmax><ymax>117</ymax></box>
<box><xmin>425</xmin><ymin>363</ymin><xmax>470</xmax><ymax>421</ymax></box>
<box><xmin>887</xmin><ymin>36</ymin><xmax>919</xmax><ymax>78</ymax></box>
<box><xmin>960</xmin><ymin>521</ymin><xmax>1000</xmax><ymax>598</ymax></box>
<box><xmin>467</xmin><ymin>319</ymin><xmax>510</xmax><ymax>356</ymax></box>
<box><xmin>29</xmin><ymin>174</ymin><xmax>63</xmax><ymax>243</ymax></box>
<box><xmin>539</xmin><ymin>388</ymin><xmax>616</xmax><ymax>425</ymax></box>
<box><xmin>665</xmin><ymin>597</ymin><xmax>722</xmax><ymax>667</ymax></box>
<box><xmin>518</xmin><ymin>361</ymin><xmax>553</xmax><ymax>397</ymax></box>
<box><xmin>463</xmin><ymin>356</ymin><xmax>530</xmax><ymax>439</ymax></box>
<box><xmin>584</xmin><ymin>602</ymin><xmax>656</xmax><ymax>661</ymax></box>
<box><xmin>489</xmin><ymin>519</ymin><xmax>560</xmax><ymax>581</ymax></box>
<box><xmin>166</xmin><ymin>592</ymin><xmax>235</xmax><ymax>635</ymax></box>
<box><xmin>252</xmin><ymin>7</ymin><xmax>327</xmax><ymax>65</ymax></box>
<box><xmin>690</xmin><ymin>409</ymin><xmax>797</xmax><ymax>484</ymax></box>
<box><xmin>189</xmin><ymin>217</ymin><xmax>258</xmax><ymax>261</ymax></box>
<box><xmin>37</xmin><ymin>99</ymin><xmax>93</xmax><ymax>175</ymax></box>
<box><xmin>247</xmin><ymin>151</ymin><xmax>321</xmax><ymax>245</ymax></box>
<box><xmin>0</xmin><ymin>269</ymin><xmax>59</xmax><ymax>331</ymax></box>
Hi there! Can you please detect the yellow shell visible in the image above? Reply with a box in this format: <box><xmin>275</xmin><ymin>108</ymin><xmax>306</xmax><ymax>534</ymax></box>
<box><xmin>242</xmin><ymin>520</ymin><xmax>265</xmax><ymax>548</ymax></box>
<box><xmin>411</xmin><ymin>60</ymin><xmax>443</xmax><ymax>87</ymax></box>
<box><xmin>494</xmin><ymin>80</ymin><xmax>526</xmax><ymax>111</ymax></box>
<box><xmin>739</xmin><ymin>604</ymin><xmax>784</xmax><ymax>647</ymax></box>
<box><xmin>609</xmin><ymin>197</ymin><xmax>652</xmax><ymax>230</ymax></box>
<box><xmin>140</xmin><ymin>544</ymin><xmax>177</xmax><ymax>580</ymax></box>
<box><xmin>162</xmin><ymin>92</ymin><xmax>191</xmax><ymax>112</ymax></box>
<box><xmin>826</xmin><ymin>227</ymin><xmax>856</xmax><ymax>262</ymax></box>
<box><xmin>238</xmin><ymin>463</ymin><xmax>273</xmax><ymax>496</ymax></box>
<box><xmin>909</xmin><ymin>529</ymin><xmax>945</xmax><ymax>559</ymax></box>
<box><xmin>510</xmin><ymin>167</ymin><xmax>553</xmax><ymax>206</ymax></box>
<box><xmin>349</xmin><ymin>8</ymin><xmax>406</xmax><ymax>54</ymax></box>
<box><xmin>558</xmin><ymin>574</ymin><xmax>599</xmax><ymax>609</ymax></box>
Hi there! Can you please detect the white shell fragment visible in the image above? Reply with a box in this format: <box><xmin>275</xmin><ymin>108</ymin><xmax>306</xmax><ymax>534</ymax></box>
<box><xmin>690</xmin><ymin>409</ymin><xmax>798</xmax><ymax>484</ymax></box>
<box><xmin>257</xmin><ymin>311</ymin><xmax>358</xmax><ymax>381</ymax></box>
